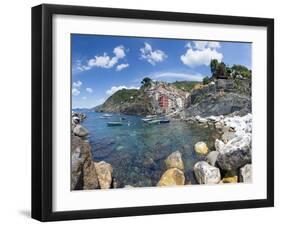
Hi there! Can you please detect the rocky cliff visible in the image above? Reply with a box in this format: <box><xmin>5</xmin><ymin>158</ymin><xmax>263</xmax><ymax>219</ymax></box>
<box><xmin>181</xmin><ymin>77</ymin><xmax>251</xmax><ymax>118</ymax></box>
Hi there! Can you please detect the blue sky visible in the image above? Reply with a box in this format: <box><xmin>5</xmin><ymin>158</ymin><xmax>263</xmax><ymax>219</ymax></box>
<box><xmin>72</xmin><ymin>34</ymin><xmax>251</xmax><ymax>108</ymax></box>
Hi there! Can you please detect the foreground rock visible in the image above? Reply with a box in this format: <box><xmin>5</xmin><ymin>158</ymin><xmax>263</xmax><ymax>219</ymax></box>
<box><xmin>157</xmin><ymin>168</ymin><xmax>185</xmax><ymax>186</ymax></box>
<box><xmin>71</xmin><ymin>135</ymin><xmax>99</xmax><ymax>190</ymax></box>
<box><xmin>194</xmin><ymin>142</ymin><xmax>209</xmax><ymax>155</ymax></box>
<box><xmin>206</xmin><ymin>151</ymin><xmax>219</xmax><ymax>166</ymax></box>
<box><xmin>239</xmin><ymin>164</ymin><xmax>252</xmax><ymax>183</ymax></box>
<box><xmin>94</xmin><ymin>161</ymin><xmax>113</xmax><ymax>189</ymax></box>
<box><xmin>216</xmin><ymin>133</ymin><xmax>251</xmax><ymax>171</ymax></box>
<box><xmin>73</xmin><ymin>124</ymin><xmax>89</xmax><ymax>137</ymax></box>
<box><xmin>165</xmin><ymin>151</ymin><xmax>184</xmax><ymax>170</ymax></box>
<box><xmin>194</xmin><ymin>161</ymin><xmax>221</xmax><ymax>184</ymax></box>
<box><xmin>221</xmin><ymin>175</ymin><xmax>238</xmax><ymax>183</ymax></box>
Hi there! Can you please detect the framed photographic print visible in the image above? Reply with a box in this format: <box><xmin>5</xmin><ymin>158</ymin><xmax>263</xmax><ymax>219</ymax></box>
<box><xmin>32</xmin><ymin>4</ymin><xmax>274</xmax><ymax>221</ymax></box>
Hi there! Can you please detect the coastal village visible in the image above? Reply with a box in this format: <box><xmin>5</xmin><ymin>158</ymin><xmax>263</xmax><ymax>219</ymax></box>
<box><xmin>71</xmin><ymin>60</ymin><xmax>252</xmax><ymax>190</ymax></box>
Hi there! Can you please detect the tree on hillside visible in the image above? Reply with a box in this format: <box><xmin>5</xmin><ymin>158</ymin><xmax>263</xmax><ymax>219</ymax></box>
<box><xmin>202</xmin><ymin>76</ymin><xmax>210</xmax><ymax>85</ymax></box>
<box><xmin>141</xmin><ymin>77</ymin><xmax>152</xmax><ymax>88</ymax></box>
<box><xmin>210</xmin><ymin>59</ymin><xmax>219</xmax><ymax>75</ymax></box>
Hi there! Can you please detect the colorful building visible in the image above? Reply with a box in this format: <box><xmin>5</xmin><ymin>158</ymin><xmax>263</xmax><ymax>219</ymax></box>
<box><xmin>158</xmin><ymin>95</ymin><xmax>169</xmax><ymax>108</ymax></box>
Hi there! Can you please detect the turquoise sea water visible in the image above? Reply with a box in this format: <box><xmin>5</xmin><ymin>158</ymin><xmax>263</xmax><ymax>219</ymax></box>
<box><xmin>76</xmin><ymin>110</ymin><xmax>220</xmax><ymax>187</ymax></box>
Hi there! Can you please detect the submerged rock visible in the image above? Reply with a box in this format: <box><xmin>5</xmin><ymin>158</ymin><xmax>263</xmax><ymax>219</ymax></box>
<box><xmin>194</xmin><ymin>161</ymin><xmax>221</xmax><ymax>184</ymax></box>
<box><xmin>73</xmin><ymin>124</ymin><xmax>89</xmax><ymax>137</ymax></box>
<box><xmin>217</xmin><ymin>133</ymin><xmax>251</xmax><ymax>171</ymax></box>
<box><xmin>165</xmin><ymin>151</ymin><xmax>184</xmax><ymax>170</ymax></box>
<box><xmin>94</xmin><ymin>161</ymin><xmax>113</xmax><ymax>189</ymax></box>
<box><xmin>157</xmin><ymin>168</ymin><xmax>185</xmax><ymax>186</ymax></box>
<box><xmin>194</xmin><ymin>142</ymin><xmax>209</xmax><ymax>155</ymax></box>
<box><xmin>239</xmin><ymin>164</ymin><xmax>252</xmax><ymax>183</ymax></box>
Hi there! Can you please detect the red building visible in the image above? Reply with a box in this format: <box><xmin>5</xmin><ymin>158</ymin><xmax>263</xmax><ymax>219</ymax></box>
<box><xmin>158</xmin><ymin>95</ymin><xmax>169</xmax><ymax>108</ymax></box>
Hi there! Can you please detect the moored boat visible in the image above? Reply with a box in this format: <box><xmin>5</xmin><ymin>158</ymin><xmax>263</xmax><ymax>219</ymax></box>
<box><xmin>141</xmin><ymin>118</ymin><xmax>152</xmax><ymax>122</ymax></box>
<box><xmin>160</xmin><ymin>118</ymin><xmax>170</xmax><ymax>123</ymax></box>
<box><xmin>107</xmin><ymin>122</ymin><xmax>123</xmax><ymax>126</ymax></box>
<box><xmin>147</xmin><ymin>119</ymin><xmax>161</xmax><ymax>125</ymax></box>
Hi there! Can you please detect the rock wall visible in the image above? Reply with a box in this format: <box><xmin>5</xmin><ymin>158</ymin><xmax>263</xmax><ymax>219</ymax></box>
<box><xmin>71</xmin><ymin>112</ymin><xmax>114</xmax><ymax>190</ymax></box>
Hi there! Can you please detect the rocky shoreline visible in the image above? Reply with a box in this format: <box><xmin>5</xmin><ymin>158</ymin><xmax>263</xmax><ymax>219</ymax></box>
<box><xmin>71</xmin><ymin>110</ymin><xmax>252</xmax><ymax>190</ymax></box>
<box><xmin>71</xmin><ymin>112</ymin><xmax>115</xmax><ymax>190</ymax></box>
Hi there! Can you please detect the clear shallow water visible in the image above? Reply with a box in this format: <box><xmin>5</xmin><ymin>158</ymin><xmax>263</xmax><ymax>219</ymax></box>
<box><xmin>76</xmin><ymin>110</ymin><xmax>220</xmax><ymax>187</ymax></box>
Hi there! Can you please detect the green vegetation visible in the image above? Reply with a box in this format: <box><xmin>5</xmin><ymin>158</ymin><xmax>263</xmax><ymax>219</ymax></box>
<box><xmin>106</xmin><ymin>88</ymin><xmax>141</xmax><ymax>103</ymax></box>
<box><xmin>141</xmin><ymin>77</ymin><xmax>153</xmax><ymax>89</ymax></box>
<box><xmin>202</xmin><ymin>76</ymin><xmax>210</xmax><ymax>85</ymax></box>
<box><xmin>172</xmin><ymin>81</ymin><xmax>200</xmax><ymax>92</ymax></box>
<box><xmin>231</xmin><ymin>64</ymin><xmax>251</xmax><ymax>78</ymax></box>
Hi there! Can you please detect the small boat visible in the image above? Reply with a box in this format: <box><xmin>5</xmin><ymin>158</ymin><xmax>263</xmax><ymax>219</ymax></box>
<box><xmin>147</xmin><ymin>119</ymin><xmax>161</xmax><ymax>125</ymax></box>
<box><xmin>103</xmin><ymin>113</ymin><xmax>112</xmax><ymax>117</ymax></box>
<box><xmin>107</xmin><ymin>122</ymin><xmax>123</xmax><ymax>126</ymax></box>
<box><xmin>160</xmin><ymin>119</ymin><xmax>170</xmax><ymax>123</ymax></box>
<box><xmin>120</xmin><ymin>117</ymin><xmax>126</xmax><ymax>120</ymax></box>
<box><xmin>141</xmin><ymin>118</ymin><xmax>152</xmax><ymax>122</ymax></box>
<box><xmin>146</xmin><ymin>115</ymin><xmax>157</xmax><ymax>119</ymax></box>
<box><xmin>99</xmin><ymin>116</ymin><xmax>107</xmax><ymax>119</ymax></box>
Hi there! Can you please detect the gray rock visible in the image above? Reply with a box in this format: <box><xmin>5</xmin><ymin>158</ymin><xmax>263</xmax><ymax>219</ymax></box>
<box><xmin>239</xmin><ymin>164</ymin><xmax>252</xmax><ymax>183</ymax></box>
<box><xmin>217</xmin><ymin>133</ymin><xmax>252</xmax><ymax>171</ymax></box>
<box><xmin>71</xmin><ymin>135</ymin><xmax>99</xmax><ymax>190</ymax></box>
<box><xmin>194</xmin><ymin>161</ymin><xmax>221</xmax><ymax>184</ymax></box>
<box><xmin>206</xmin><ymin>151</ymin><xmax>219</xmax><ymax>166</ymax></box>
<box><xmin>73</xmin><ymin>124</ymin><xmax>89</xmax><ymax>137</ymax></box>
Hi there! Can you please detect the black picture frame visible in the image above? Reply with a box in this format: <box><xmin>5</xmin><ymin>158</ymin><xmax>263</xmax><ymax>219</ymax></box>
<box><xmin>32</xmin><ymin>4</ymin><xmax>274</xmax><ymax>222</ymax></box>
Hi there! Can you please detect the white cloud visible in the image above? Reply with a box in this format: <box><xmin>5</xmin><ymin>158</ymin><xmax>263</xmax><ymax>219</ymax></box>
<box><xmin>192</xmin><ymin>41</ymin><xmax>221</xmax><ymax>50</ymax></box>
<box><xmin>86</xmin><ymin>87</ymin><xmax>93</xmax><ymax>93</ymax></box>
<box><xmin>116</xmin><ymin>63</ymin><xmax>129</xmax><ymax>71</ymax></box>
<box><xmin>140</xmin><ymin>43</ymin><xmax>167</xmax><ymax>65</ymax></box>
<box><xmin>181</xmin><ymin>41</ymin><xmax>223</xmax><ymax>67</ymax></box>
<box><xmin>113</xmin><ymin>45</ymin><xmax>126</xmax><ymax>59</ymax></box>
<box><xmin>150</xmin><ymin>72</ymin><xmax>204</xmax><ymax>82</ymax></box>
<box><xmin>106</xmin><ymin>85</ymin><xmax>139</xmax><ymax>96</ymax></box>
<box><xmin>77</xmin><ymin>45</ymin><xmax>127</xmax><ymax>71</ymax></box>
<box><xmin>73</xmin><ymin>80</ymin><xmax>82</xmax><ymax>88</ymax></box>
<box><xmin>72</xmin><ymin>88</ymin><xmax>80</xmax><ymax>96</ymax></box>
<box><xmin>82</xmin><ymin>96</ymin><xmax>87</xmax><ymax>100</ymax></box>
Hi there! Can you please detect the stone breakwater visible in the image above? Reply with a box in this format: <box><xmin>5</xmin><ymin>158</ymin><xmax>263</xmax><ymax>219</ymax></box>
<box><xmin>71</xmin><ymin>112</ymin><xmax>115</xmax><ymax>190</ymax></box>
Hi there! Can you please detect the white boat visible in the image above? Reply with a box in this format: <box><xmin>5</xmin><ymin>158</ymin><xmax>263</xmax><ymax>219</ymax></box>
<box><xmin>141</xmin><ymin>118</ymin><xmax>152</xmax><ymax>122</ymax></box>
<box><xmin>103</xmin><ymin>113</ymin><xmax>112</xmax><ymax>117</ymax></box>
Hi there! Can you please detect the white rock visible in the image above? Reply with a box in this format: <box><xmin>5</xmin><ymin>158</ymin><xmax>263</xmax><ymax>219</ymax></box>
<box><xmin>239</xmin><ymin>164</ymin><xmax>252</xmax><ymax>183</ymax></box>
<box><xmin>217</xmin><ymin>133</ymin><xmax>252</xmax><ymax>171</ymax></box>
<box><xmin>194</xmin><ymin>161</ymin><xmax>221</xmax><ymax>184</ymax></box>
<box><xmin>206</xmin><ymin>151</ymin><xmax>219</xmax><ymax>166</ymax></box>
<box><xmin>215</xmin><ymin>139</ymin><xmax>225</xmax><ymax>152</ymax></box>
<box><xmin>73</xmin><ymin>124</ymin><xmax>89</xmax><ymax>137</ymax></box>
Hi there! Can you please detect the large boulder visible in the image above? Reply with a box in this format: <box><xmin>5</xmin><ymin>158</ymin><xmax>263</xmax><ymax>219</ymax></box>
<box><xmin>239</xmin><ymin>164</ymin><xmax>252</xmax><ymax>183</ymax></box>
<box><xmin>94</xmin><ymin>161</ymin><xmax>113</xmax><ymax>189</ymax></box>
<box><xmin>194</xmin><ymin>142</ymin><xmax>209</xmax><ymax>155</ymax></box>
<box><xmin>71</xmin><ymin>135</ymin><xmax>99</xmax><ymax>190</ymax></box>
<box><xmin>217</xmin><ymin>133</ymin><xmax>251</xmax><ymax>171</ymax></box>
<box><xmin>157</xmin><ymin>168</ymin><xmax>185</xmax><ymax>186</ymax></box>
<box><xmin>165</xmin><ymin>151</ymin><xmax>184</xmax><ymax>170</ymax></box>
<box><xmin>73</xmin><ymin>124</ymin><xmax>89</xmax><ymax>137</ymax></box>
<box><xmin>194</xmin><ymin>161</ymin><xmax>221</xmax><ymax>184</ymax></box>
